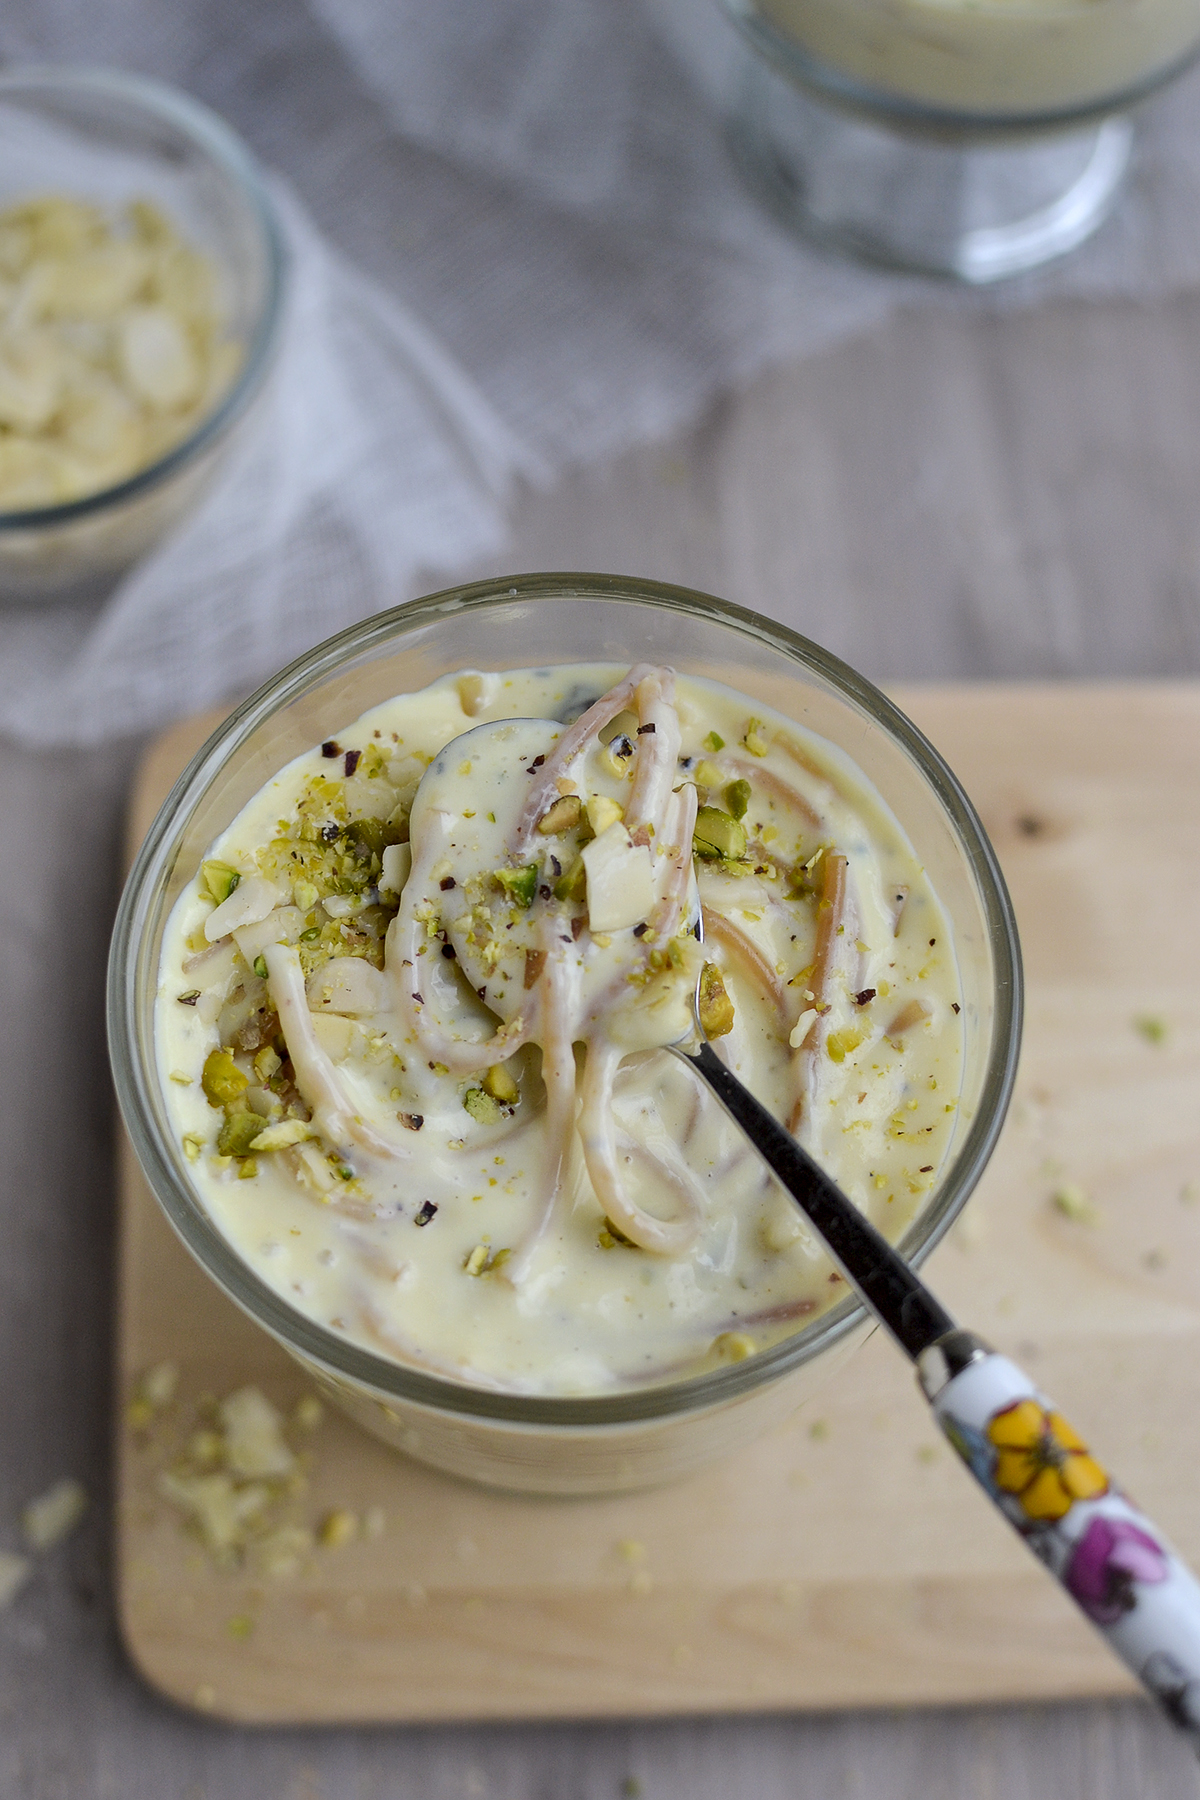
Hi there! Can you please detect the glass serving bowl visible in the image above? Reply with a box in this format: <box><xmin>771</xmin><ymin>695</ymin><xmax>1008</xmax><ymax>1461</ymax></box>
<box><xmin>108</xmin><ymin>573</ymin><xmax>1022</xmax><ymax>1496</ymax></box>
<box><xmin>723</xmin><ymin>0</ymin><xmax>1200</xmax><ymax>280</ymax></box>
<box><xmin>0</xmin><ymin>66</ymin><xmax>285</xmax><ymax>603</ymax></box>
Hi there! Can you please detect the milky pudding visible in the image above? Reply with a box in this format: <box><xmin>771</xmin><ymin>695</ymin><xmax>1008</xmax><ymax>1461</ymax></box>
<box><xmin>155</xmin><ymin>663</ymin><xmax>964</xmax><ymax>1397</ymax></box>
<box><xmin>749</xmin><ymin>0</ymin><xmax>1200</xmax><ymax>117</ymax></box>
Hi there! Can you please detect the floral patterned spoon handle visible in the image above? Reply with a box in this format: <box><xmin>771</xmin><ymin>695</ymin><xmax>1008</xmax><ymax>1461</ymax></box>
<box><xmin>919</xmin><ymin>1329</ymin><xmax>1200</xmax><ymax>1747</ymax></box>
<box><xmin>681</xmin><ymin>1039</ymin><xmax>1200</xmax><ymax>1753</ymax></box>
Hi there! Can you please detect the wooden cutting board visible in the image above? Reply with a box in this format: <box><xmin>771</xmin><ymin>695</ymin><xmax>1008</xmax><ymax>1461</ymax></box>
<box><xmin>115</xmin><ymin>683</ymin><xmax>1200</xmax><ymax>1724</ymax></box>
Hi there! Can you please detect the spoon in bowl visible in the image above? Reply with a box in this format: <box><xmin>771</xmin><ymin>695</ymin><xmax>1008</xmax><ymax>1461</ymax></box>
<box><xmin>666</xmin><ymin>949</ymin><xmax>1200</xmax><ymax>1754</ymax></box>
<box><xmin>404</xmin><ymin>710</ymin><xmax>1200</xmax><ymax>1747</ymax></box>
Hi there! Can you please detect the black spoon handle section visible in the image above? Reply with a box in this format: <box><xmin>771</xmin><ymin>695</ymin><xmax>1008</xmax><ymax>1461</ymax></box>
<box><xmin>673</xmin><ymin>1039</ymin><xmax>956</xmax><ymax>1362</ymax></box>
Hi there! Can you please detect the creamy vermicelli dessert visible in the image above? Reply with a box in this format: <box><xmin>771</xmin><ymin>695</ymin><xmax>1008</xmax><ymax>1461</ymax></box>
<box><xmin>157</xmin><ymin>664</ymin><xmax>963</xmax><ymax>1395</ymax></box>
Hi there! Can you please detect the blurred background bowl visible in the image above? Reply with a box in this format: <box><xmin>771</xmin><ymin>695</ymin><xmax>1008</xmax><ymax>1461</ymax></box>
<box><xmin>0</xmin><ymin>66</ymin><xmax>285</xmax><ymax>605</ymax></box>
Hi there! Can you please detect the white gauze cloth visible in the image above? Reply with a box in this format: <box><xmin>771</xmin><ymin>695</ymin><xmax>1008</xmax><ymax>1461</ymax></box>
<box><xmin>3</xmin><ymin>0</ymin><xmax>1200</xmax><ymax>745</ymax></box>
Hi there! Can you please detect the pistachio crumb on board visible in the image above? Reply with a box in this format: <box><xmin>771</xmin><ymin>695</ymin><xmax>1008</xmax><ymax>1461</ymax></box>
<box><xmin>1051</xmin><ymin>1184</ymin><xmax>1097</xmax><ymax>1226</ymax></box>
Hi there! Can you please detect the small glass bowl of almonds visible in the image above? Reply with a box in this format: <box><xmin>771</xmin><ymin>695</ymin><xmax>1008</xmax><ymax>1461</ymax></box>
<box><xmin>0</xmin><ymin>67</ymin><xmax>284</xmax><ymax>603</ymax></box>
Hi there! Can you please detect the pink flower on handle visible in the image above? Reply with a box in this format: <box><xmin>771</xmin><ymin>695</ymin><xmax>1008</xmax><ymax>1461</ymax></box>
<box><xmin>1065</xmin><ymin>1516</ymin><xmax>1169</xmax><ymax>1625</ymax></box>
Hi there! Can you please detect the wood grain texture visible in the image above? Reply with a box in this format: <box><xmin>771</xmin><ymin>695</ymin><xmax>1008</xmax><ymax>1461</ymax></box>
<box><xmin>115</xmin><ymin>684</ymin><xmax>1200</xmax><ymax>1725</ymax></box>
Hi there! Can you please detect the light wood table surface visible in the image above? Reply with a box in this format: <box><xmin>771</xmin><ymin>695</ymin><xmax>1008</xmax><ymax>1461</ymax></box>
<box><xmin>5</xmin><ymin>292</ymin><xmax>1200</xmax><ymax>1797</ymax></box>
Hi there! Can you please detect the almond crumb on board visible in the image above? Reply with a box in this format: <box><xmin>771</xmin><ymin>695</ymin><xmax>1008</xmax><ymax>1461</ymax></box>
<box><xmin>291</xmin><ymin>1394</ymin><xmax>324</xmax><ymax>1432</ymax></box>
<box><xmin>0</xmin><ymin>1551</ymin><xmax>31</xmax><ymax>1610</ymax></box>
<box><xmin>142</xmin><ymin>1377</ymin><xmax>386</xmax><ymax>1575</ymax></box>
<box><xmin>22</xmin><ymin>1478</ymin><xmax>87</xmax><ymax>1551</ymax></box>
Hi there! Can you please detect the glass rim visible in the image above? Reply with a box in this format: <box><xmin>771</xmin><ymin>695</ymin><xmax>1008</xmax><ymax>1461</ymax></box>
<box><xmin>720</xmin><ymin>0</ymin><xmax>1200</xmax><ymax>136</ymax></box>
<box><xmin>0</xmin><ymin>64</ymin><xmax>287</xmax><ymax>534</ymax></box>
<box><xmin>108</xmin><ymin>571</ymin><xmax>1024</xmax><ymax>1429</ymax></box>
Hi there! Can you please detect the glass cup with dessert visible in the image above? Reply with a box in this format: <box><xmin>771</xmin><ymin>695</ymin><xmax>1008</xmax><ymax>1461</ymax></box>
<box><xmin>722</xmin><ymin>0</ymin><xmax>1200</xmax><ymax>279</ymax></box>
<box><xmin>110</xmin><ymin>572</ymin><xmax>1021</xmax><ymax>1495</ymax></box>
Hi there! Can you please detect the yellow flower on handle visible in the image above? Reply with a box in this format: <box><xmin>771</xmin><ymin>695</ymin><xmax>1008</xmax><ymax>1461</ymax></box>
<box><xmin>987</xmin><ymin>1399</ymin><xmax>1109</xmax><ymax>1521</ymax></box>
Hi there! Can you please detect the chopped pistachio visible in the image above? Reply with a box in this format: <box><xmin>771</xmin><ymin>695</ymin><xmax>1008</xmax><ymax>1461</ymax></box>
<box><xmin>537</xmin><ymin>793</ymin><xmax>583</xmax><ymax>835</ymax></box>
<box><xmin>248</xmin><ymin>1119</ymin><xmax>315</xmax><ymax>1152</ymax></box>
<box><xmin>692</xmin><ymin>806</ymin><xmax>747</xmax><ymax>861</ymax></box>
<box><xmin>293</xmin><ymin>879</ymin><xmax>320</xmax><ymax>912</ymax></box>
<box><xmin>464</xmin><ymin>1086</ymin><xmax>505</xmax><ymax>1126</ymax></box>
<box><xmin>743</xmin><ymin>719</ymin><xmax>769</xmax><ymax>757</ymax></box>
<box><xmin>554</xmin><ymin>855</ymin><xmax>587</xmax><ymax>903</ymax></box>
<box><xmin>694</xmin><ymin>759</ymin><xmax>723</xmax><ymax>789</ymax></box>
<box><xmin>182</xmin><ymin>1132</ymin><xmax>204</xmax><ymax>1162</ymax></box>
<box><xmin>464</xmin><ymin>1243</ymin><xmax>489</xmax><ymax>1276</ymax></box>
<box><xmin>201</xmin><ymin>861</ymin><xmax>241</xmax><ymax>905</ymax></box>
<box><xmin>126</xmin><ymin>1395</ymin><xmax>154</xmax><ymax>1430</ymax></box>
<box><xmin>189</xmin><ymin>1428</ymin><xmax>223</xmax><ymax>1464</ymax></box>
<box><xmin>482</xmin><ymin>1063</ymin><xmax>519</xmax><ymax>1105</ymax></box>
<box><xmin>217</xmin><ymin>1109</ymin><xmax>263</xmax><ymax>1157</ymax></box>
<box><xmin>698</xmin><ymin>961</ymin><xmax>735</xmax><ymax>1038</ymax></box>
<box><xmin>585</xmin><ymin>794</ymin><xmax>624</xmax><ymax>837</ymax></box>
<box><xmin>826</xmin><ymin>1027</ymin><xmax>867</xmax><ymax>1063</ymax></box>
<box><xmin>201</xmin><ymin>1048</ymin><xmax>249</xmax><ymax>1107</ymax></box>
<box><xmin>725</xmin><ymin>779</ymin><xmax>751</xmax><ymax>821</ymax></box>
<box><xmin>1052</xmin><ymin>1184</ymin><xmax>1096</xmax><ymax>1224</ymax></box>
<box><xmin>253</xmin><ymin>1045</ymin><xmax>282</xmax><ymax>1083</ymax></box>
<box><xmin>345</xmin><ymin>817</ymin><xmax>385</xmax><ymax>859</ymax></box>
<box><xmin>318</xmin><ymin>1508</ymin><xmax>359</xmax><ymax>1549</ymax></box>
<box><xmin>703</xmin><ymin>730</ymin><xmax>725</xmax><ymax>752</ymax></box>
<box><xmin>712</xmin><ymin>1331</ymin><xmax>756</xmax><ymax>1362</ymax></box>
<box><xmin>236</xmin><ymin>1157</ymin><xmax>259</xmax><ymax>1180</ymax></box>
<box><xmin>493</xmin><ymin>864</ymin><xmax>538</xmax><ymax>908</ymax></box>
<box><xmin>1134</xmin><ymin>1014</ymin><xmax>1168</xmax><ymax>1045</ymax></box>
